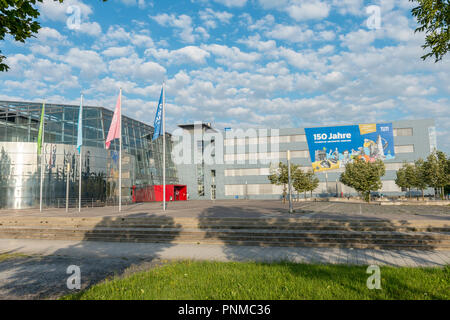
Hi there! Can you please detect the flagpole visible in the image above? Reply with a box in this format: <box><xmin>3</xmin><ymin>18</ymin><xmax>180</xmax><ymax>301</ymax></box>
<box><xmin>162</xmin><ymin>82</ymin><xmax>166</xmax><ymax>211</ymax></box>
<box><xmin>79</xmin><ymin>94</ymin><xmax>83</xmax><ymax>213</ymax></box>
<box><xmin>119</xmin><ymin>88</ymin><xmax>122</xmax><ymax>212</ymax></box>
<box><xmin>39</xmin><ymin>102</ymin><xmax>45</xmax><ymax>213</ymax></box>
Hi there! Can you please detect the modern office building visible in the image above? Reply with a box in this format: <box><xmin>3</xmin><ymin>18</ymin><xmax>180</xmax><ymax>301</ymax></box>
<box><xmin>0</xmin><ymin>100</ymin><xmax>178</xmax><ymax>209</ymax></box>
<box><xmin>176</xmin><ymin>119</ymin><xmax>437</xmax><ymax>200</ymax></box>
<box><xmin>0</xmin><ymin>99</ymin><xmax>438</xmax><ymax>208</ymax></box>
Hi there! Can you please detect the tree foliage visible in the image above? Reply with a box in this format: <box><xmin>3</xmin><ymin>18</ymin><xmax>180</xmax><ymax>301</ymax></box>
<box><xmin>269</xmin><ymin>162</ymin><xmax>319</xmax><ymax>200</ymax></box>
<box><xmin>340</xmin><ymin>158</ymin><xmax>386</xmax><ymax>202</ymax></box>
<box><xmin>395</xmin><ymin>150</ymin><xmax>449</xmax><ymax>200</ymax></box>
<box><xmin>410</xmin><ymin>0</ymin><xmax>450</xmax><ymax>62</ymax></box>
<box><xmin>422</xmin><ymin>149</ymin><xmax>449</xmax><ymax>198</ymax></box>
<box><xmin>0</xmin><ymin>0</ymin><xmax>107</xmax><ymax>72</ymax></box>
<box><xmin>395</xmin><ymin>162</ymin><xmax>417</xmax><ymax>198</ymax></box>
<box><xmin>269</xmin><ymin>162</ymin><xmax>299</xmax><ymax>201</ymax></box>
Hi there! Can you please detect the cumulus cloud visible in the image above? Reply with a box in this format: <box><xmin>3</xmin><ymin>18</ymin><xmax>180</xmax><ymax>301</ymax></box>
<box><xmin>151</xmin><ymin>14</ymin><xmax>198</xmax><ymax>43</ymax></box>
<box><xmin>146</xmin><ymin>46</ymin><xmax>211</xmax><ymax>65</ymax></box>
<box><xmin>2</xmin><ymin>0</ymin><xmax>450</xmax><ymax>152</ymax></box>
<box><xmin>38</xmin><ymin>0</ymin><xmax>93</xmax><ymax>22</ymax></box>
<box><xmin>108</xmin><ymin>55</ymin><xmax>166</xmax><ymax>81</ymax></box>
<box><xmin>213</xmin><ymin>0</ymin><xmax>247</xmax><ymax>8</ymax></box>
<box><xmin>286</xmin><ymin>1</ymin><xmax>330</xmax><ymax>21</ymax></box>
<box><xmin>63</xmin><ymin>48</ymin><xmax>107</xmax><ymax>78</ymax></box>
<box><xmin>199</xmin><ymin>8</ymin><xmax>233</xmax><ymax>29</ymax></box>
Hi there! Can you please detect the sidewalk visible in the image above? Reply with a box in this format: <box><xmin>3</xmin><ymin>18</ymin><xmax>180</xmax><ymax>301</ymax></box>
<box><xmin>1</xmin><ymin>239</ymin><xmax>448</xmax><ymax>299</ymax></box>
<box><xmin>1</xmin><ymin>239</ymin><xmax>448</xmax><ymax>267</ymax></box>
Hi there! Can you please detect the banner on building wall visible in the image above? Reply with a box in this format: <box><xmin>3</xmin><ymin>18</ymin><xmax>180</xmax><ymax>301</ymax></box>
<box><xmin>304</xmin><ymin>123</ymin><xmax>395</xmax><ymax>172</ymax></box>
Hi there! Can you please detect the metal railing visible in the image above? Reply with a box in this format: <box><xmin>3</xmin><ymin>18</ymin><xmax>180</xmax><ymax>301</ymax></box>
<box><xmin>50</xmin><ymin>198</ymin><xmax>134</xmax><ymax>209</ymax></box>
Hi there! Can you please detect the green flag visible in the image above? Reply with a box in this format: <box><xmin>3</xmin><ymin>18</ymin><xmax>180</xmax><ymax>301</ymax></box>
<box><xmin>37</xmin><ymin>103</ymin><xmax>45</xmax><ymax>155</ymax></box>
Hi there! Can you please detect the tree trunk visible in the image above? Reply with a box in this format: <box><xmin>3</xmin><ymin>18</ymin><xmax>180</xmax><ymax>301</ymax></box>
<box><xmin>310</xmin><ymin>190</ymin><xmax>313</xmax><ymax>198</ymax></box>
<box><xmin>421</xmin><ymin>188</ymin><xmax>424</xmax><ymax>201</ymax></box>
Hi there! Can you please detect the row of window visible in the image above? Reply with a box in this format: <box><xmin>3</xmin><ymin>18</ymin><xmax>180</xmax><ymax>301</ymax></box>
<box><xmin>222</xmin><ymin>145</ymin><xmax>414</xmax><ymax>161</ymax></box>
<box><xmin>224</xmin><ymin>150</ymin><xmax>309</xmax><ymax>162</ymax></box>
<box><xmin>224</xmin><ymin>180</ymin><xmax>402</xmax><ymax>196</ymax></box>
<box><xmin>224</xmin><ymin>134</ymin><xmax>307</xmax><ymax>146</ymax></box>
<box><xmin>224</xmin><ymin>162</ymin><xmax>415</xmax><ymax>177</ymax></box>
<box><xmin>222</xmin><ymin>128</ymin><xmax>413</xmax><ymax>147</ymax></box>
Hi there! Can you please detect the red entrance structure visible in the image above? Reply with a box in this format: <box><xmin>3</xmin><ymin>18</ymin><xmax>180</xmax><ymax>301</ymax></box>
<box><xmin>132</xmin><ymin>185</ymin><xmax>187</xmax><ymax>203</ymax></box>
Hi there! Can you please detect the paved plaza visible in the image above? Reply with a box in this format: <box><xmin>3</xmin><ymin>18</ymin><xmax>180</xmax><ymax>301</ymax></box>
<box><xmin>0</xmin><ymin>239</ymin><xmax>449</xmax><ymax>299</ymax></box>
<box><xmin>1</xmin><ymin>200</ymin><xmax>449</xmax><ymax>220</ymax></box>
<box><xmin>0</xmin><ymin>200</ymin><xmax>448</xmax><ymax>299</ymax></box>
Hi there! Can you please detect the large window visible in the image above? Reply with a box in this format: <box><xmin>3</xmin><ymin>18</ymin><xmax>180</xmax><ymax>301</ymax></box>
<box><xmin>394</xmin><ymin>145</ymin><xmax>415</xmax><ymax>153</ymax></box>
<box><xmin>393</xmin><ymin>128</ymin><xmax>413</xmax><ymax>137</ymax></box>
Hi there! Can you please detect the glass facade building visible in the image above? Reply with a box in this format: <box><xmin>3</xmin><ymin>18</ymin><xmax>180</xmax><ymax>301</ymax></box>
<box><xmin>0</xmin><ymin>100</ymin><xmax>178</xmax><ymax>209</ymax></box>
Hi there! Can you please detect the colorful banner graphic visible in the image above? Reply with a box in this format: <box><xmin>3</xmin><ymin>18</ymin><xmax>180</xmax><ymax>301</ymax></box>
<box><xmin>305</xmin><ymin>123</ymin><xmax>395</xmax><ymax>172</ymax></box>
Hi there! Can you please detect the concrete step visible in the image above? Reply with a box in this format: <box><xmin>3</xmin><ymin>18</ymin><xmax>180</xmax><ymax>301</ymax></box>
<box><xmin>1</xmin><ymin>225</ymin><xmax>449</xmax><ymax>239</ymax></box>
<box><xmin>1</xmin><ymin>220</ymin><xmax>448</xmax><ymax>233</ymax></box>
<box><xmin>0</xmin><ymin>233</ymin><xmax>448</xmax><ymax>250</ymax></box>
<box><xmin>1</xmin><ymin>216</ymin><xmax>449</xmax><ymax>250</ymax></box>
<box><xmin>0</xmin><ymin>228</ymin><xmax>449</xmax><ymax>246</ymax></box>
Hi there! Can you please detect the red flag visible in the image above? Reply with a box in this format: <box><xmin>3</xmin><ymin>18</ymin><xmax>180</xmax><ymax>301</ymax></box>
<box><xmin>105</xmin><ymin>91</ymin><xmax>121</xmax><ymax>149</ymax></box>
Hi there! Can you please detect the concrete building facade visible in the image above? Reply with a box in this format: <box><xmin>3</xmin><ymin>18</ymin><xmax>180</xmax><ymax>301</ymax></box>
<box><xmin>175</xmin><ymin>119</ymin><xmax>437</xmax><ymax>200</ymax></box>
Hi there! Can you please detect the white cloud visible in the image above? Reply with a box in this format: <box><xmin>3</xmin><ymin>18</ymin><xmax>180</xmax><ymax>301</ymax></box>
<box><xmin>248</xmin><ymin>15</ymin><xmax>275</xmax><ymax>31</ymax></box>
<box><xmin>238</xmin><ymin>35</ymin><xmax>277</xmax><ymax>51</ymax></box>
<box><xmin>99</xmin><ymin>26</ymin><xmax>154</xmax><ymax>49</ymax></box>
<box><xmin>108</xmin><ymin>55</ymin><xmax>166</xmax><ymax>81</ymax></box>
<box><xmin>118</xmin><ymin>0</ymin><xmax>147</xmax><ymax>8</ymax></box>
<box><xmin>102</xmin><ymin>46</ymin><xmax>135</xmax><ymax>57</ymax></box>
<box><xmin>78</xmin><ymin>22</ymin><xmax>102</xmax><ymax>37</ymax></box>
<box><xmin>199</xmin><ymin>8</ymin><xmax>233</xmax><ymax>29</ymax></box>
<box><xmin>151</xmin><ymin>14</ymin><xmax>198</xmax><ymax>43</ymax></box>
<box><xmin>213</xmin><ymin>0</ymin><xmax>247</xmax><ymax>8</ymax></box>
<box><xmin>332</xmin><ymin>0</ymin><xmax>364</xmax><ymax>16</ymax></box>
<box><xmin>339</xmin><ymin>29</ymin><xmax>376</xmax><ymax>51</ymax></box>
<box><xmin>257</xmin><ymin>0</ymin><xmax>289</xmax><ymax>9</ymax></box>
<box><xmin>146</xmin><ymin>46</ymin><xmax>211</xmax><ymax>65</ymax></box>
<box><xmin>202</xmin><ymin>44</ymin><xmax>261</xmax><ymax>69</ymax></box>
<box><xmin>63</xmin><ymin>48</ymin><xmax>107</xmax><ymax>78</ymax></box>
<box><xmin>36</xmin><ymin>27</ymin><xmax>67</xmax><ymax>43</ymax></box>
<box><xmin>286</xmin><ymin>1</ymin><xmax>330</xmax><ymax>21</ymax></box>
<box><xmin>265</xmin><ymin>25</ymin><xmax>314</xmax><ymax>43</ymax></box>
<box><xmin>130</xmin><ymin>34</ymin><xmax>155</xmax><ymax>48</ymax></box>
<box><xmin>38</xmin><ymin>0</ymin><xmax>93</xmax><ymax>22</ymax></box>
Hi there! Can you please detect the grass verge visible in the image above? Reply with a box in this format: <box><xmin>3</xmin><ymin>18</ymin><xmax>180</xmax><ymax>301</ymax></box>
<box><xmin>62</xmin><ymin>261</ymin><xmax>449</xmax><ymax>300</ymax></box>
<box><xmin>0</xmin><ymin>252</ymin><xmax>29</xmax><ymax>262</ymax></box>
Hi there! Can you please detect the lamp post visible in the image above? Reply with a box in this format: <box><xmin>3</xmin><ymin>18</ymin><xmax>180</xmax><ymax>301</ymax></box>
<box><xmin>66</xmin><ymin>162</ymin><xmax>70</xmax><ymax>213</ymax></box>
<box><xmin>287</xmin><ymin>150</ymin><xmax>293</xmax><ymax>214</ymax></box>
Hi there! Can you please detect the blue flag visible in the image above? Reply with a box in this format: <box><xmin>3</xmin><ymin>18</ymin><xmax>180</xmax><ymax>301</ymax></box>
<box><xmin>76</xmin><ymin>96</ymin><xmax>83</xmax><ymax>153</ymax></box>
<box><xmin>152</xmin><ymin>87</ymin><xmax>164</xmax><ymax>141</ymax></box>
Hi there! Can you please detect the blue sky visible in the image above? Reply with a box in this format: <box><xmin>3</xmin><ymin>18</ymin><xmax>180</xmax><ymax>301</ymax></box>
<box><xmin>1</xmin><ymin>0</ymin><xmax>449</xmax><ymax>152</ymax></box>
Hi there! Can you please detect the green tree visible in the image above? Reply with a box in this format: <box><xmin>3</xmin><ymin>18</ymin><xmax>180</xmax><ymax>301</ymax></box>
<box><xmin>410</xmin><ymin>0</ymin><xmax>450</xmax><ymax>62</ymax></box>
<box><xmin>268</xmin><ymin>162</ymin><xmax>299</xmax><ymax>203</ymax></box>
<box><xmin>0</xmin><ymin>0</ymin><xmax>107</xmax><ymax>71</ymax></box>
<box><xmin>292</xmin><ymin>168</ymin><xmax>307</xmax><ymax>199</ymax></box>
<box><xmin>412</xmin><ymin>159</ymin><xmax>429</xmax><ymax>200</ymax></box>
<box><xmin>340</xmin><ymin>158</ymin><xmax>385</xmax><ymax>203</ymax></box>
<box><xmin>305</xmin><ymin>169</ymin><xmax>319</xmax><ymax>198</ymax></box>
<box><xmin>395</xmin><ymin>163</ymin><xmax>417</xmax><ymax>198</ymax></box>
<box><xmin>423</xmin><ymin>150</ymin><xmax>450</xmax><ymax>199</ymax></box>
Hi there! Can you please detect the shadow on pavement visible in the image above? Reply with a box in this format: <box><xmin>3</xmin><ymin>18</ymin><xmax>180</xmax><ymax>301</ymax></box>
<box><xmin>0</xmin><ymin>213</ymin><xmax>181</xmax><ymax>300</ymax></box>
<box><xmin>197</xmin><ymin>204</ymin><xmax>446</xmax><ymax>265</ymax></box>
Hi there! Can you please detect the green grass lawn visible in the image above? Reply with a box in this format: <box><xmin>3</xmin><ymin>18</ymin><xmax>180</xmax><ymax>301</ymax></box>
<box><xmin>63</xmin><ymin>261</ymin><xmax>449</xmax><ymax>300</ymax></box>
